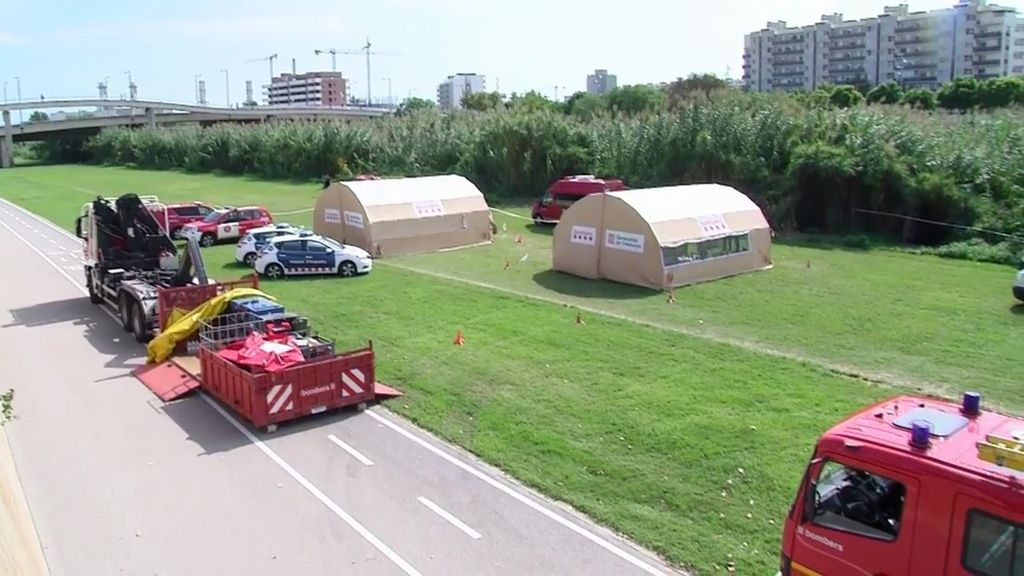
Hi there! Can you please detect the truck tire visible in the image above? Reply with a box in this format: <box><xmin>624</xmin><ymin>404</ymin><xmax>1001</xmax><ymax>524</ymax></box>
<box><xmin>132</xmin><ymin>300</ymin><xmax>149</xmax><ymax>343</ymax></box>
<box><xmin>118</xmin><ymin>294</ymin><xmax>134</xmax><ymax>332</ymax></box>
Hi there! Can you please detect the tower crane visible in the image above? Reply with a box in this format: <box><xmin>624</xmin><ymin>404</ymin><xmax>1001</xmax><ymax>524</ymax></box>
<box><xmin>245</xmin><ymin>53</ymin><xmax>279</xmax><ymax>83</ymax></box>
<box><xmin>335</xmin><ymin>38</ymin><xmax>398</xmax><ymax>106</ymax></box>
<box><xmin>314</xmin><ymin>48</ymin><xmax>338</xmax><ymax>72</ymax></box>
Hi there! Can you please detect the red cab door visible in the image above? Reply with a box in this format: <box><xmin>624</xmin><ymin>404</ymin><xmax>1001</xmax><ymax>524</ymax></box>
<box><xmin>945</xmin><ymin>494</ymin><xmax>1024</xmax><ymax>576</ymax></box>
<box><xmin>789</xmin><ymin>455</ymin><xmax>918</xmax><ymax>576</ymax></box>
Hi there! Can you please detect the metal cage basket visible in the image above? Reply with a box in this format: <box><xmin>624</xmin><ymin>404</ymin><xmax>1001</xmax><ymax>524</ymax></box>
<box><xmin>199</xmin><ymin>311</ymin><xmax>266</xmax><ymax>351</ymax></box>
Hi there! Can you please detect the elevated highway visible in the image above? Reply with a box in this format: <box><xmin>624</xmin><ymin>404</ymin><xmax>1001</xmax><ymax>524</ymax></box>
<box><xmin>0</xmin><ymin>98</ymin><xmax>391</xmax><ymax>168</ymax></box>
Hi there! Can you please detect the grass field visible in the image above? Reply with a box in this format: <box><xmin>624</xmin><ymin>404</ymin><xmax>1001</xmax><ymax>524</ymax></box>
<box><xmin>0</xmin><ymin>164</ymin><xmax>1019</xmax><ymax>574</ymax></box>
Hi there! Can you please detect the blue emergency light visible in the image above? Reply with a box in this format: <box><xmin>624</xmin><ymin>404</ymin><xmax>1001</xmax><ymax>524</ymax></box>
<box><xmin>910</xmin><ymin>420</ymin><xmax>932</xmax><ymax>449</ymax></box>
<box><xmin>962</xmin><ymin>391</ymin><xmax>982</xmax><ymax>417</ymax></box>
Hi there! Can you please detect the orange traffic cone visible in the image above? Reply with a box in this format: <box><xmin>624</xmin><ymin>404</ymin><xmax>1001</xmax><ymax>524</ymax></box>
<box><xmin>504</xmin><ymin>259</ymin><xmax>511</xmax><ymax>271</ymax></box>
<box><xmin>453</xmin><ymin>330</ymin><xmax>465</xmax><ymax>346</ymax></box>
<box><xmin>666</xmin><ymin>289</ymin><xmax>677</xmax><ymax>304</ymax></box>
<box><xmin>575</xmin><ymin>311</ymin><xmax>585</xmax><ymax>325</ymax></box>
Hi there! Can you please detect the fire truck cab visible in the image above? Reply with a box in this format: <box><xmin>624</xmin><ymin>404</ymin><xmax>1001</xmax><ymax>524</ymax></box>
<box><xmin>779</xmin><ymin>392</ymin><xmax>1024</xmax><ymax>576</ymax></box>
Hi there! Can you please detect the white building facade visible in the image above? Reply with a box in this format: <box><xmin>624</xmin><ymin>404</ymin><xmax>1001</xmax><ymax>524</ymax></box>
<box><xmin>437</xmin><ymin>73</ymin><xmax>486</xmax><ymax>110</ymax></box>
<box><xmin>743</xmin><ymin>0</ymin><xmax>1024</xmax><ymax>92</ymax></box>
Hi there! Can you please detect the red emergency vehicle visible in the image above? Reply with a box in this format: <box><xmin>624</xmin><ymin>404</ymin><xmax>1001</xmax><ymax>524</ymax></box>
<box><xmin>530</xmin><ymin>175</ymin><xmax>627</xmax><ymax>224</ymax></box>
<box><xmin>779</xmin><ymin>392</ymin><xmax>1024</xmax><ymax>576</ymax></box>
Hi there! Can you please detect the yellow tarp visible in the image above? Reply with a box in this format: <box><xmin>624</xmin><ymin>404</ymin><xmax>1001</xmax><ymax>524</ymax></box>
<box><xmin>146</xmin><ymin>287</ymin><xmax>276</xmax><ymax>364</ymax></box>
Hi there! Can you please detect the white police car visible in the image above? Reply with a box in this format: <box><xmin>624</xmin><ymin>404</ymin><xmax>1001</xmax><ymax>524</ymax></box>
<box><xmin>234</xmin><ymin>223</ymin><xmax>300</xmax><ymax>267</ymax></box>
<box><xmin>1014</xmin><ymin>266</ymin><xmax>1024</xmax><ymax>302</ymax></box>
<box><xmin>253</xmin><ymin>231</ymin><xmax>373</xmax><ymax>279</ymax></box>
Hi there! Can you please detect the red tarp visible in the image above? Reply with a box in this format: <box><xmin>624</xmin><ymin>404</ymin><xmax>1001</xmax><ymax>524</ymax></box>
<box><xmin>217</xmin><ymin>332</ymin><xmax>306</xmax><ymax>373</ymax></box>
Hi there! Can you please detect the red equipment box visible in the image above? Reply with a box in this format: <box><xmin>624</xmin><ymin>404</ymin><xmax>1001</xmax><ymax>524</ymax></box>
<box><xmin>198</xmin><ymin>343</ymin><xmax>375</xmax><ymax>431</ymax></box>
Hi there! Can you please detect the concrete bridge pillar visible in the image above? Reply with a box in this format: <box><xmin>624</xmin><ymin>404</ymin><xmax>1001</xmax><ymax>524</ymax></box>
<box><xmin>1</xmin><ymin>110</ymin><xmax>12</xmax><ymax>169</ymax></box>
<box><xmin>145</xmin><ymin>107</ymin><xmax>155</xmax><ymax>128</ymax></box>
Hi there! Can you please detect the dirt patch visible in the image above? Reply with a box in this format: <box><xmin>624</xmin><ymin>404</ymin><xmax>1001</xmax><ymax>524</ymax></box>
<box><xmin>0</xmin><ymin>426</ymin><xmax>47</xmax><ymax>576</ymax></box>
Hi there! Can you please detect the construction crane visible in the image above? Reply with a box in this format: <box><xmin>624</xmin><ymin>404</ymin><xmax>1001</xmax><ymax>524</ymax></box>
<box><xmin>314</xmin><ymin>48</ymin><xmax>338</xmax><ymax>72</ymax></box>
<box><xmin>336</xmin><ymin>38</ymin><xmax>398</xmax><ymax>106</ymax></box>
<box><xmin>245</xmin><ymin>53</ymin><xmax>279</xmax><ymax>83</ymax></box>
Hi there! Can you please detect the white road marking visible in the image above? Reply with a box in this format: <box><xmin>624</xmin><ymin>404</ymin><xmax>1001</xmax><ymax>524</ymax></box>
<box><xmin>327</xmin><ymin>434</ymin><xmax>374</xmax><ymax>466</ymax></box>
<box><xmin>417</xmin><ymin>496</ymin><xmax>482</xmax><ymax>540</ymax></box>
<box><xmin>0</xmin><ymin>205</ymin><xmax>423</xmax><ymax>576</ymax></box>
<box><xmin>366</xmin><ymin>410</ymin><xmax>670</xmax><ymax>576</ymax></box>
<box><xmin>276</xmin><ymin>207</ymin><xmax>314</xmax><ymax>215</ymax></box>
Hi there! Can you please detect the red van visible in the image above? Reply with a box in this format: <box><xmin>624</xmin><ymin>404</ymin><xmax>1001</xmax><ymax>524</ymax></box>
<box><xmin>778</xmin><ymin>391</ymin><xmax>1024</xmax><ymax>576</ymax></box>
<box><xmin>530</xmin><ymin>175</ymin><xmax>627</xmax><ymax>224</ymax></box>
<box><xmin>147</xmin><ymin>201</ymin><xmax>217</xmax><ymax>238</ymax></box>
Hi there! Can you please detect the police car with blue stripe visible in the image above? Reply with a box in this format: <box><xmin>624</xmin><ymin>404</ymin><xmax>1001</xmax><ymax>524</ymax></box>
<box><xmin>253</xmin><ymin>230</ymin><xmax>373</xmax><ymax>279</ymax></box>
<box><xmin>234</xmin><ymin>223</ymin><xmax>300</xmax><ymax>267</ymax></box>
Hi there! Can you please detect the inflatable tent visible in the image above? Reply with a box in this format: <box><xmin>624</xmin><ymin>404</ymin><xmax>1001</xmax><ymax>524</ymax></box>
<box><xmin>552</xmin><ymin>184</ymin><xmax>772</xmax><ymax>289</ymax></box>
<box><xmin>314</xmin><ymin>174</ymin><xmax>493</xmax><ymax>257</ymax></box>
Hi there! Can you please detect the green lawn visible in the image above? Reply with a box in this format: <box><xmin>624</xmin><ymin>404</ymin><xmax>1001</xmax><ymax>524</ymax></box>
<box><xmin>0</xmin><ymin>164</ymin><xmax>1017</xmax><ymax>574</ymax></box>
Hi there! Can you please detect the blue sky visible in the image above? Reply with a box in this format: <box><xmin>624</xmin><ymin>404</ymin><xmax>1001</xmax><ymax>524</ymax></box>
<box><xmin>2</xmin><ymin>0</ymin><xmax>1022</xmax><ymax>108</ymax></box>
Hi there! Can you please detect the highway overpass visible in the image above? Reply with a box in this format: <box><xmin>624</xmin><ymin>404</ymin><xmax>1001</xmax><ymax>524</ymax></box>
<box><xmin>0</xmin><ymin>98</ymin><xmax>392</xmax><ymax>168</ymax></box>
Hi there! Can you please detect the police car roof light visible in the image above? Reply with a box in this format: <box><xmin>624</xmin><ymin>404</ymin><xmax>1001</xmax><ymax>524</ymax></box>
<box><xmin>298</xmin><ymin>230</ymin><xmax>314</xmax><ymax>237</ymax></box>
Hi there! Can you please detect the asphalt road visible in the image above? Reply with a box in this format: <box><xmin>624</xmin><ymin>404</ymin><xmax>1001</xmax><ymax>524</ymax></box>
<box><xmin>0</xmin><ymin>198</ymin><xmax>683</xmax><ymax>576</ymax></box>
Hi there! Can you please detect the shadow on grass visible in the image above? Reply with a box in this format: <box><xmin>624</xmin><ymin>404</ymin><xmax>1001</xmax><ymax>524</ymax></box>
<box><xmin>525</xmin><ymin>223</ymin><xmax>554</xmax><ymax>237</ymax></box>
<box><xmin>1010</xmin><ymin>304</ymin><xmax>1024</xmax><ymax>315</ymax></box>
<box><xmin>532</xmin><ymin>269</ymin><xmax>655</xmax><ymax>300</ymax></box>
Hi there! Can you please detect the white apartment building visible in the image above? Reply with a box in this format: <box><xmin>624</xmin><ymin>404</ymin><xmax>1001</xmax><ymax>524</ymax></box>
<box><xmin>743</xmin><ymin>0</ymin><xmax>1024</xmax><ymax>93</ymax></box>
<box><xmin>437</xmin><ymin>73</ymin><xmax>486</xmax><ymax>110</ymax></box>
<box><xmin>262</xmin><ymin>72</ymin><xmax>347</xmax><ymax>107</ymax></box>
<box><xmin>586</xmin><ymin>69</ymin><xmax>618</xmax><ymax>95</ymax></box>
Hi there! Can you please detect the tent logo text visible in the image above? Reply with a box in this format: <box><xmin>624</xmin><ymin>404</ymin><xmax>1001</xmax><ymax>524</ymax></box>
<box><xmin>570</xmin><ymin>225</ymin><xmax>596</xmax><ymax>246</ymax></box>
<box><xmin>344</xmin><ymin>211</ymin><xmax>365</xmax><ymax>229</ymax></box>
<box><xmin>698</xmin><ymin>214</ymin><xmax>730</xmax><ymax>236</ymax></box>
<box><xmin>324</xmin><ymin>209</ymin><xmax>341</xmax><ymax>224</ymax></box>
<box><xmin>605</xmin><ymin>230</ymin><xmax>645</xmax><ymax>253</ymax></box>
<box><xmin>413</xmin><ymin>199</ymin><xmax>446</xmax><ymax>218</ymax></box>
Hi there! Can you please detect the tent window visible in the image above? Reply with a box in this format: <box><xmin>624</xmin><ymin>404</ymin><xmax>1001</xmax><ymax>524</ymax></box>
<box><xmin>662</xmin><ymin>232</ymin><xmax>750</xmax><ymax>268</ymax></box>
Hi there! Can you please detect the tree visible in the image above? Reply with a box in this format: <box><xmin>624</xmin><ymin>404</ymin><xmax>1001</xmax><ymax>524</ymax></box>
<box><xmin>27</xmin><ymin>111</ymin><xmax>49</xmax><ymax>123</ymax></box>
<box><xmin>395</xmin><ymin>96</ymin><xmax>435</xmax><ymax>116</ymax></box>
<box><xmin>564</xmin><ymin>91</ymin><xmax>606</xmax><ymax>120</ymax></box>
<box><xmin>461</xmin><ymin>91</ymin><xmax>505</xmax><ymax>112</ymax></box>
<box><xmin>664</xmin><ymin>73</ymin><xmax>731</xmax><ymax>107</ymax></box>
<box><xmin>901</xmin><ymin>88</ymin><xmax>937</xmax><ymax>111</ymax></box>
<box><xmin>866</xmin><ymin>81</ymin><xmax>904</xmax><ymax>105</ymax></box>
<box><xmin>828</xmin><ymin>84</ymin><xmax>865</xmax><ymax>109</ymax></box>
<box><xmin>605</xmin><ymin>84</ymin><xmax>665</xmax><ymax>116</ymax></box>
<box><xmin>937</xmin><ymin>76</ymin><xmax>979</xmax><ymax>111</ymax></box>
<box><xmin>0</xmin><ymin>389</ymin><xmax>13</xmax><ymax>426</ymax></box>
<box><xmin>976</xmin><ymin>76</ymin><xmax>1024</xmax><ymax>110</ymax></box>
<box><xmin>507</xmin><ymin>90</ymin><xmax>561</xmax><ymax>113</ymax></box>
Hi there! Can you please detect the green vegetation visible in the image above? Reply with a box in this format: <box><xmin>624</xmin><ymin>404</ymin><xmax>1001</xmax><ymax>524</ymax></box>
<box><xmin>0</xmin><ymin>390</ymin><xmax>13</xmax><ymax>426</ymax></box>
<box><xmin>32</xmin><ymin>77</ymin><xmax>1024</xmax><ymax>267</ymax></box>
<box><xmin>1</xmin><ymin>165</ymin><xmax>1021</xmax><ymax>574</ymax></box>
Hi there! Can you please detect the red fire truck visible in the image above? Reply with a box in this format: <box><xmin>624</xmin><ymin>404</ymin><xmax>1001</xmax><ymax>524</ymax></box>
<box><xmin>778</xmin><ymin>392</ymin><xmax>1023</xmax><ymax>576</ymax></box>
<box><xmin>530</xmin><ymin>175</ymin><xmax>627</xmax><ymax>224</ymax></box>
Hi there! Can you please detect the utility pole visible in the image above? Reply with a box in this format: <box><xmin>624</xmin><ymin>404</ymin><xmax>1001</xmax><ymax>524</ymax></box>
<box><xmin>195</xmin><ymin>74</ymin><xmax>202</xmax><ymax>105</ymax></box>
<box><xmin>220</xmin><ymin>69</ymin><xmax>230</xmax><ymax>107</ymax></box>
<box><xmin>363</xmin><ymin>38</ymin><xmax>372</xmax><ymax>105</ymax></box>
<box><xmin>125</xmin><ymin>70</ymin><xmax>136</xmax><ymax>100</ymax></box>
<box><xmin>2</xmin><ymin>81</ymin><xmax>6</xmax><ymax>104</ymax></box>
<box><xmin>14</xmin><ymin>76</ymin><xmax>21</xmax><ymax>123</ymax></box>
<box><xmin>314</xmin><ymin>48</ymin><xmax>337</xmax><ymax>72</ymax></box>
<box><xmin>554</xmin><ymin>85</ymin><xmax>566</xmax><ymax>101</ymax></box>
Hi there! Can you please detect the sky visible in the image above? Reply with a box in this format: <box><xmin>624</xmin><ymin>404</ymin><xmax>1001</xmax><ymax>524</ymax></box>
<box><xmin>2</xmin><ymin>0</ymin><xmax>1024</xmax><ymax>109</ymax></box>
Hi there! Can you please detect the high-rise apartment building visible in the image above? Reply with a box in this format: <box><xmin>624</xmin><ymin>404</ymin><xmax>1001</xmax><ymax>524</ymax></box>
<box><xmin>262</xmin><ymin>71</ymin><xmax>347</xmax><ymax>106</ymax></box>
<box><xmin>437</xmin><ymin>73</ymin><xmax>486</xmax><ymax>110</ymax></box>
<box><xmin>586</xmin><ymin>69</ymin><xmax>618</xmax><ymax>95</ymax></box>
<box><xmin>743</xmin><ymin>0</ymin><xmax>1024</xmax><ymax>93</ymax></box>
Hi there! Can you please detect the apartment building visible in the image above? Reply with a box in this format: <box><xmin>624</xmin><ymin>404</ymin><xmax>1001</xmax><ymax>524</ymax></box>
<box><xmin>743</xmin><ymin>0</ymin><xmax>1024</xmax><ymax>93</ymax></box>
<box><xmin>586</xmin><ymin>69</ymin><xmax>618</xmax><ymax>95</ymax></box>
<box><xmin>437</xmin><ymin>73</ymin><xmax>486</xmax><ymax>110</ymax></box>
<box><xmin>262</xmin><ymin>71</ymin><xmax>347</xmax><ymax>106</ymax></box>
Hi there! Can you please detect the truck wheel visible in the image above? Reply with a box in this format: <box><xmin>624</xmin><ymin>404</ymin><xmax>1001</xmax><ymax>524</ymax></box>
<box><xmin>338</xmin><ymin>261</ymin><xmax>357</xmax><ymax>277</ymax></box>
<box><xmin>86</xmin><ymin>273</ymin><xmax>102</xmax><ymax>305</ymax></box>
<box><xmin>132</xmin><ymin>301</ymin><xmax>149</xmax><ymax>343</ymax></box>
<box><xmin>200</xmin><ymin>233</ymin><xmax>216</xmax><ymax>247</ymax></box>
<box><xmin>118</xmin><ymin>294</ymin><xmax>134</xmax><ymax>332</ymax></box>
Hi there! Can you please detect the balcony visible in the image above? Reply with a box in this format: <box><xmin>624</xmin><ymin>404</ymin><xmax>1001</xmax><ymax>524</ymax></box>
<box><xmin>974</xmin><ymin>57</ymin><xmax>1002</xmax><ymax>66</ymax></box>
<box><xmin>831</xmin><ymin>74</ymin><xmax>868</xmax><ymax>83</ymax></box>
<box><xmin>774</xmin><ymin>46</ymin><xmax>805</xmax><ymax>54</ymax></box>
<box><xmin>742</xmin><ymin>63</ymin><xmax>751</xmax><ymax>69</ymax></box>
<box><xmin>901</xmin><ymin>61</ymin><xmax>938</xmax><ymax>69</ymax></box>
<box><xmin>895</xmin><ymin>35</ymin><xmax>933</xmax><ymax>45</ymax></box>
<box><xmin>773</xmin><ymin>35</ymin><xmax>805</xmax><ymax>44</ymax></box>
<box><xmin>903</xmin><ymin>75</ymin><xmax>938</xmax><ymax>82</ymax></box>
<box><xmin>976</xmin><ymin>30</ymin><xmax>1004</xmax><ymax>38</ymax></box>
<box><xmin>830</xmin><ymin>53</ymin><xmax>866</xmax><ymax>63</ymax></box>
<box><xmin>772</xmin><ymin>69</ymin><xmax>805</xmax><ymax>77</ymax></box>
<box><xmin>895</xmin><ymin>22</ymin><xmax>924</xmax><ymax>33</ymax></box>
<box><xmin>975</xmin><ymin>43</ymin><xmax>1002</xmax><ymax>52</ymax></box>
<box><xmin>831</xmin><ymin>41</ymin><xmax>866</xmax><ymax>49</ymax></box>
<box><xmin>773</xmin><ymin>57</ymin><xmax>804</xmax><ymax>65</ymax></box>
<box><xmin>977</xmin><ymin>71</ymin><xmax>1001</xmax><ymax>79</ymax></box>
<box><xmin>831</xmin><ymin>64</ymin><xmax>866</xmax><ymax>73</ymax></box>
<box><xmin>898</xmin><ymin>48</ymin><xmax>938</xmax><ymax>56</ymax></box>
<box><xmin>831</xmin><ymin>29</ymin><xmax>866</xmax><ymax>37</ymax></box>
